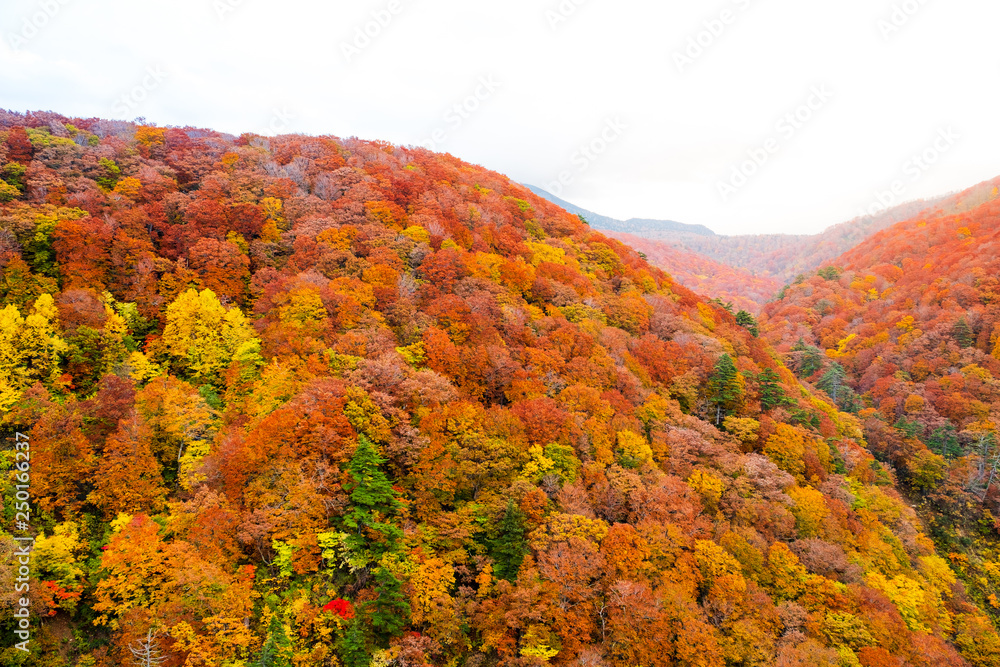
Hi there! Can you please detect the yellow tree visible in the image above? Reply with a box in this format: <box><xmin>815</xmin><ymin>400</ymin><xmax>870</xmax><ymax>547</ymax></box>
<box><xmin>159</xmin><ymin>288</ymin><xmax>259</xmax><ymax>387</ymax></box>
<box><xmin>0</xmin><ymin>294</ymin><xmax>67</xmax><ymax>409</ymax></box>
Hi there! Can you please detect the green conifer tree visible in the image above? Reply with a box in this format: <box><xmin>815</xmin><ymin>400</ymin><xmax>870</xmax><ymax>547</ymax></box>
<box><xmin>735</xmin><ymin>310</ymin><xmax>759</xmax><ymax>337</ymax></box>
<box><xmin>257</xmin><ymin>615</ymin><xmax>293</xmax><ymax>667</ymax></box>
<box><xmin>342</xmin><ymin>435</ymin><xmax>402</xmax><ymax>560</ymax></box>
<box><xmin>366</xmin><ymin>566</ymin><xmax>410</xmax><ymax>641</ymax></box>
<box><xmin>757</xmin><ymin>367</ymin><xmax>787</xmax><ymax>411</ymax></box>
<box><xmin>338</xmin><ymin>618</ymin><xmax>369</xmax><ymax>667</ymax></box>
<box><xmin>952</xmin><ymin>317</ymin><xmax>974</xmax><ymax>348</ymax></box>
<box><xmin>708</xmin><ymin>353</ymin><xmax>743</xmax><ymax>426</ymax></box>
<box><xmin>490</xmin><ymin>500</ymin><xmax>528</xmax><ymax>583</ymax></box>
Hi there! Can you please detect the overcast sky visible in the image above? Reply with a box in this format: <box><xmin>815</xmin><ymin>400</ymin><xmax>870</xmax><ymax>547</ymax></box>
<box><xmin>2</xmin><ymin>0</ymin><xmax>997</xmax><ymax>235</ymax></box>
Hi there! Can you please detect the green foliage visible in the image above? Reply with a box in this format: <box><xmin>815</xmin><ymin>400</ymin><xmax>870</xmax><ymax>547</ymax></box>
<box><xmin>893</xmin><ymin>416</ymin><xmax>922</xmax><ymax>440</ymax></box>
<box><xmin>198</xmin><ymin>383</ymin><xmax>223</xmax><ymax>410</ymax></box>
<box><xmin>1</xmin><ymin>162</ymin><xmax>26</xmax><ymax>195</ymax></box>
<box><xmin>365</xmin><ymin>566</ymin><xmax>410</xmax><ymax>641</ymax></box>
<box><xmin>490</xmin><ymin>500</ymin><xmax>527</xmax><ymax>583</ymax></box>
<box><xmin>952</xmin><ymin>317</ymin><xmax>975</xmax><ymax>348</ymax></box>
<box><xmin>0</xmin><ymin>180</ymin><xmax>19</xmax><ymax>203</ymax></box>
<box><xmin>708</xmin><ymin>353</ymin><xmax>743</xmax><ymax>425</ymax></box>
<box><xmin>256</xmin><ymin>615</ymin><xmax>293</xmax><ymax>667</ymax></box>
<box><xmin>817</xmin><ymin>363</ymin><xmax>847</xmax><ymax>404</ymax></box>
<box><xmin>709</xmin><ymin>297</ymin><xmax>734</xmax><ymax>314</ymax></box>
<box><xmin>791</xmin><ymin>338</ymin><xmax>824</xmax><ymax>377</ymax></box>
<box><xmin>928</xmin><ymin>424</ymin><xmax>962</xmax><ymax>459</ymax></box>
<box><xmin>756</xmin><ymin>367</ymin><xmax>788</xmax><ymax>410</ymax></box>
<box><xmin>338</xmin><ymin>618</ymin><xmax>369</xmax><ymax>667</ymax></box>
<box><xmin>735</xmin><ymin>310</ymin><xmax>759</xmax><ymax>337</ymax></box>
<box><xmin>342</xmin><ymin>435</ymin><xmax>402</xmax><ymax>560</ymax></box>
<box><xmin>96</xmin><ymin>157</ymin><xmax>121</xmax><ymax>190</ymax></box>
<box><xmin>817</xmin><ymin>266</ymin><xmax>841</xmax><ymax>281</ymax></box>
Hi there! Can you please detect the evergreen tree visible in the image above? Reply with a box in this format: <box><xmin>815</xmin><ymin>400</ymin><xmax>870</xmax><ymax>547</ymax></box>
<box><xmin>837</xmin><ymin>385</ymin><xmax>864</xmax><ymax>414</ymax></box>
<box><xmin>366</xmin><ymin>566</ymin><xmax>411</xmax><ymax>641</ymax></box>
<box><xmin>708</xmin><ymin>354</ymin><xmax>743</xmax><ymax>426</ymax></box>
<box><xmin>791</xmin><ymin>338</ymin><xmax>823</xmax><ymax>377</ymax></box>
<box><xmin>928</xmin><ymin>424</ymin><xmax>962</xmax><ymax>459</ymax></box>
<box><xmin>710</xmin><ymin>297</ymin><xmax>734</xmax><ymax>314</ymax></box>
<box><xmin>490</xmin><ymin>500</ymin><xmax>528</xmax><ymax>583</ymax></box>
<box><xmin>894</xmin><ymin>417</ymin><xmax>923</xmax><ymax>440</ymax></box>
<box><xmin>816</xmin><ymin>363</ymin><xmax>847</xmax><ymax>404</ymax></box>
<box><xmin>338</xmin><ymin>618</ymin><xmax>369</xmax><ymax>667</ymax></box>
<box><xmin>952</xmin><ymin>317</ymin><xmax>974</xmax><ymax>348</ymax></box>
<box><xmin>817</xmin><ymin>266</ymin><xmax>841</xmax><ymax>281</ymax></box>
<box><xmin>735</xmin><ymin>310</ymin><xmax>759</xmax><ymax>337</ymax></box>
<box><xmin>757</xmin><ymin>367</ymin><xmax>787</xmax><ymax>411</ymax></box>
<box><xmin>342</xmin><ymin>435</ymin><xmax>402</xmax><ymax>560</ymax></box>
<box><xmin>257</xmin><ymin>615</ymin><xmax>293</xmax><ymax>667</ymax></box>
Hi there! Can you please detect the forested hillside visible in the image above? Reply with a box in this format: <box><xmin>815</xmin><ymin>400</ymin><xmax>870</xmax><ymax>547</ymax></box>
<box><xmin>760</xmin><ymin>183</ymin><xmax>1000</xmax><ymax>657</ymax></box>
<box><xmin>0</xmin><ymin>110</ymin><xmax>997</xmax><ymax>666</ymax></box>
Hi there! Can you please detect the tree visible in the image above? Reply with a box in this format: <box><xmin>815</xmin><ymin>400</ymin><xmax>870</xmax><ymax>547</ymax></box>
<box><xmin>187</xmin><ymin>237</ymin><xmax>250</xmax><ymax>304</ymax></box>
<box><xmin>88</xmin><ymin>413</ymin><xmax>167</xmax><ymax>518</ymax></box>
<box><xmin>757</xmin><ymin>368</ymin><xmax>788</xmax><ymax>411</ymax></box>
<box><xmin>339</xmin><ymin>618</ymin><xmax>369</xmax><ymax>667</ymax></box>
<box><xmin>764</xmin><ymin>424</ymin><xmax>806</xmax><ymax>477</ymax></box>
<box><xmin>927</xmin><ymin>425</ymin><xmax>961</xmax><ymax>459</ymax></box>
<box><xmin>817</xmin><ymin>266</ymin><xmax>841</xmax><ymax>281</ymax></box>
<box><xmin>4</xmin><ymin>126</ymin><xmax>34</xmax><ymax>164</ymax></box>
<box><xmin>0</xmin><ymin>294</ymin><xmax>67</xmax><ymax>410</ymax></box>
<box><xmin>256</xmin><ymin>614</ymin><xmax>293</xmax><ymax>667</ymax></box>
<box><xmin>366</xmin><ymin>566</ymin><xmax>411</xmax><ymax>641</ymax></box>
<box><xmin>159</xmin><ymin>288</ymin><xmax>258</xmax><ymax>387</ymax></box>
<box><xmin>708</xmin><ymin>353</ymin><xmax>743</xmax><ymax>426</ymax></box>
<box><xmin>736</xmin><ymin>310</ymin><xmax>759</xmax><ymax>337</ymax></box>
<box><xmin>952</xmin><ymin>317</ymin><xmax>974</xmax><ymax>348</ymax></box>
<box><xmin>129</xmin><ymin>628</ymin><xmax>167</xmax><ymax>667</ymax></box>
<box><xmin>342</xmin><ymin>435</ymin><xmax>402</xmax><ymax>560</ymax></box>
<box><xmin>490</xmin><ymin>500</ymin><xmax>528</xmax><ymax>583</ymax></box>
<box><xmin>791</xmin><ymin>338</ymin><xmax>823</xmax><ymax>377</ymax></box>
<box><xmin>817</xmin><ymin>363</ymin><xmax>847</xmax><ymax>405</ymax></box>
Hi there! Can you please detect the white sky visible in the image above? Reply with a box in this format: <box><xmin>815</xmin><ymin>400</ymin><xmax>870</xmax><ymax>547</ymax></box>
<box><xmin>1</xmin><ymin>0</ymin><xmax>998</xmax><ymax>235</ymax></box>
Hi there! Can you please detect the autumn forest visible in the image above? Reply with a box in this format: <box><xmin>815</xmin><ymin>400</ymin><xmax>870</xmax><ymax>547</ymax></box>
<box><xmin>2</xmin><ymin>109</ymin><xmax>1000</xmax><ymax>667</ymax></box>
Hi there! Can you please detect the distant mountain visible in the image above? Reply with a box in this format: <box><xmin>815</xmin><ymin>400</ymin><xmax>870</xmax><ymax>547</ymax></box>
<box><xmin>526</xmin><ymin>184</ymin><xmax>971</xmax><ymax>285</ymax></box>
<box><xmin>604</xmin><ymin>230</ymin><xmax>784</xmax><ymax>315</ymax></box>
<box><xmin>524</xmin><ymin>184</ymin><xmax>716</xmax><ymax>237</ymax></box>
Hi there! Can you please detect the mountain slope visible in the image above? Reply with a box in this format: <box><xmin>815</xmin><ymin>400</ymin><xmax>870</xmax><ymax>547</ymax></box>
<box><xmin>0</xmin><ymin>110</ymin><xmax>996</xmax><ymax>666</ymax></box>
<box><xmin>760</xmin><ymin>180</ymin><xmax>1000</xmax><ymax>633</ymax></box>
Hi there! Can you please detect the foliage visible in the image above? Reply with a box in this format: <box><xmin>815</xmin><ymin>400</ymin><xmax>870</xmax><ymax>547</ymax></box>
<box><xmin>0</xmin><ymin>113</ymin><xmax>994</xmax><ymax>666</ymax></box>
